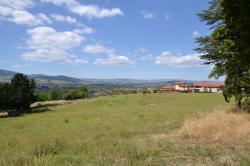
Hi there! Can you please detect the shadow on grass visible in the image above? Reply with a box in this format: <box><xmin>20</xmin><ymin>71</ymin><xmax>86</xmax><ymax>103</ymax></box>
<box><xmin>0</xmin><ymin>103</ymin><xmax>60</xmax><ymax>118</ymax></box>
<box><xmin>30</xmin><ymin>106</ymin><xmax>55</xmax><ymax>114</ymax></box>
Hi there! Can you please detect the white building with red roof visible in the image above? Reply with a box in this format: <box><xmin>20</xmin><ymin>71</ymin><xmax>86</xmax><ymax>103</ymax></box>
<box><xmin>193</xmin><ymin>81</ymin><xmax>224</xmax><ymax>93</ymax></box>
<box><xmin>159</xmin><ymin>81</ymin><xmax>224</xmax><ymax>93</ymax></box>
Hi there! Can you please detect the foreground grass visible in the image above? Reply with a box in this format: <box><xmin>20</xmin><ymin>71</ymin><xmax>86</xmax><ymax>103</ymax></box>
<box><xmin>0</xmin><ymin>93</ymin><xmax>249</xmax><ymax>165</ymax></box>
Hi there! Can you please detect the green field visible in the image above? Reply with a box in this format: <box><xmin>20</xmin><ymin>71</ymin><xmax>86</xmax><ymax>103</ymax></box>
<box><xmin>0</xmin><ymin>93</ymin><xmax>249</xmax><ymax>165</ymax></box>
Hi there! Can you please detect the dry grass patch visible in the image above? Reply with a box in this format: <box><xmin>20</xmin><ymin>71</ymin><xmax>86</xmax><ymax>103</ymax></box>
<box><xmin>31</xmin><ymin>100</ymin><xmax>73</xmax><ymax>108</ymax></box>
<box><xmin>172</xmin><ymin>109</ymin><xmax>250</xmax><ymax>145</ymax></box>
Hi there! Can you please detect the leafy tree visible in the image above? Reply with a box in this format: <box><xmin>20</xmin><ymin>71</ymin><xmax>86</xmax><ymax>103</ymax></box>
<box><xmin>196</xmin><ymin>0</ymin><xmax>250</xmax><ymax>110</ymax></box>
<box><xmin>77</xmin><ymin>86</ymin><xmax>88</xmax><ymax>98</ymax></box>
<box><xmin>0</xmin><ymin>74</ymin><xmax>36</xmax><ymax>115</ymax></box>
<box><xmin>0</xmin><ymin>83</ymin><xmax>11</xmax><ymax>111</ymax></box>
<box><xmin>35</xmin><ymin>92</ymin><xmax>49</xmax><ymax>102</ymax></box>
<box><xmin>9</xmin><ymin>73</ymin><xmax>36</xmax><ymax>112</ymax></box>
<box><xmin>63</xmin><ymin>90</ymin><xmax>79</xmax><ymax>100</ymax></box>
<box><xmin>63</xmin><ymin>86</ymin><xmax>88</xmax><ymax>100</ymax></box>
<box><xmin>49</xmin><ymin>90</ymin><xmax>62</xmax><ymax>100</ymax></box>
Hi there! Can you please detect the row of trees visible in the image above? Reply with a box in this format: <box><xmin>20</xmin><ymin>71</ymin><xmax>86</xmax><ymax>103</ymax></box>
<box><xmin>36</xmin><ymin>86</ymin><xmax>88</xmax><ymax>101</ymax></box>
<box><xmin>196</xmin><ymin>0</ymin><xmax>250</xmax><ymax>111</ymax></box>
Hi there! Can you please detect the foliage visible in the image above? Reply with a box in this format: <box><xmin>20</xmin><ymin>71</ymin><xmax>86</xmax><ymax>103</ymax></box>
<box><xmin>35</xmin><ymin>86</ymin><xmax>88</xmax><ymax>101</ymax></box>
<box><xmin>0</xmin><ymin>73</ymin><xmax>36</xmax><ymax>114</ymax></box>
<box><xmin>0</xmin><ymin>83</ymin><xmax>11</xmax><ymax>111</ymax></box>
<box><xmin>196</xmin><ymin>0</ymin><xmax>250</xmax><ymax>110</ymax></box>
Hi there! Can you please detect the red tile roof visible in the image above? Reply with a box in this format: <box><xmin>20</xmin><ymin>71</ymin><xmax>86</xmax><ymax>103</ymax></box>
<box><xmin>193</xmin><ymin>82</ymin><xmax>224</xmax><ymax>87</ymax></box>
<box><xmin>161</xmin><ymin>85</ymin><xmax>175</xmax><ymax>89</ymax></box>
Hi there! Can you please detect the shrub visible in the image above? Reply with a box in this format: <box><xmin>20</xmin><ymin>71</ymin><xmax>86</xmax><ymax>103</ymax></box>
<box><xmin>35</xmin><ymin>92</ymin><xmax>49</xmax><ymax>102</ymax></box>
<box><xmin>49</xmin><ymin>90</ymin><xmax>62</xmax><ymax>100</ymax></box>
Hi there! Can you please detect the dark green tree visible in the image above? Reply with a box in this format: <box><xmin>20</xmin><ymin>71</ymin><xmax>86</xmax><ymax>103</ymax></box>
<box><xmin>196</xmin><ymin>0</ymin><xmax>250</xmax><ymax>110</ymax></box>
<box><xmin>8</xmin><ymin>73</ymin><xmax>36</xmax><ymax>113</ymax></box>
<box><xmin>77</xmin><ymin>86</ymin><xmax>88</xmax><ymax>98</ymax></box>
<box><xmin>49</xmin><ymin>90</ymin><xmax>62</xmax><ymax>100</ymax></box>
<box><xmin>63</xmin><ymin>86</ymin><xmax>88</xmax><ymax>100</ymax></box>
<box><xmin>0</xmin><ymin>83</ymin><xmax>11</xmax><ymax>111</ymax></box>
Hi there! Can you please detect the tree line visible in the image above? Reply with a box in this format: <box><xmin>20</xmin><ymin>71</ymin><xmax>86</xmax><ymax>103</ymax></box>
<box><xmin>36</xmin><ymin>86</ymin><xmax>88</xmax><ymax>101</ymax></box>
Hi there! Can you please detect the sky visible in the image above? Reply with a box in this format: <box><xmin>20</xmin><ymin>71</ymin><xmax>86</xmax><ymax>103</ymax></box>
<box><xmin>0</xmin><ymin>0</ymin><xmax>217</xmax><ymax>80</ymax></box>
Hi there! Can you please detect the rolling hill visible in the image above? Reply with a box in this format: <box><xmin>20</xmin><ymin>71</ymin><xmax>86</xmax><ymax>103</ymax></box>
<box><xmin>0</xmin><ymin>69</ymin><xmax>191</xmax><ymax>87</ymax></box>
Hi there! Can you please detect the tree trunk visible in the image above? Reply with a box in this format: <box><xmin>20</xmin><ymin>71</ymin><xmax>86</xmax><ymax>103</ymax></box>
<box><xmin>237</xmin><ymin>98</ymin><xmax>241</xmax><ymax>112</ymax></box>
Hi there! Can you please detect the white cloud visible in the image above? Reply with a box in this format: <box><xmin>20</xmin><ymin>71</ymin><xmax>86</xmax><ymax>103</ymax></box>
<box><xmin>192</xmin><ymin>30</ymin><xmax>200</xmax><ymax>38</ymax></box>
<box><xmin>0</xmin><ymin>0</ymin><xmax>50</xmax><ymax>26</ymax></box>
<box><xmin>22</xmin><ymin>26</ymin><xmax>87</xmax><ymax>64</ymax></box>
<box><xmin>141</xmin><ymin>11</ymin><xmax>155</xmax><ymax>19</ymax></box>
<box><xmin>155</xmin><ymin>51</ymin><xmax>204</xmax><ymax>68</ymax></box>
<box><xmin>0</xmin><ymin>0</ymin><xmax>34</xmax><ymax>9</ymax></box>
<box><xmin>38</xmin><ymin>13</ymin><xmax>53</xmax><ymax>24</ymax></box>
<box><xmin>94</xmin><ymin>54</ymin><xmax>134</xmax><ymax>66</ymax></box>
<box><xmin>83</xmin><ymin>43</ymin><xmax>114</xmax><ymax>54</ymax></box>
<box><xmin>80</xmin><ymin>27</ymin><xmax>94</xmax><ymax>34</ymax></box>
<box><xmin>51</xmin><ymin>13</ymin><xmax>77</xmax><ymax>24</ymax></box>
<box><xmin>71</xmin><ymin>26</ymin><xmax>94</xmax><ymax>34</ymax></box>
<box><xmin>42</xmin><ymin>0</ymin><xmax>124</xmax><ymax>19</ymax></box>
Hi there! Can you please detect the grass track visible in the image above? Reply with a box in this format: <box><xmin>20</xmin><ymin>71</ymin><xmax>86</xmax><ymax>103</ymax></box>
<box><xmin>0</xmin><ymin>93</ymin><xmax>249</xmax><ymax>165</ymax></box>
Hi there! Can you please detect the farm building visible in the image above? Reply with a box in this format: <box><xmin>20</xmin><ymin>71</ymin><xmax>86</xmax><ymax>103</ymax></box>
<box><xmin>160</xmin><ymin>85</ymin><xmax>176</xmax><ymax>92</ymax></box>
<box><xmin>160</xmin><ymin>81</ymin><xmax>224</xmax><ymax>93</ymax></box>
<box><xmin>193</xmin><ymin>82</ymin><xmax>224</xmax><ymax>93</ymax></box>
<box><xmin>175</xmin><ymin>82</ymin><xmax>192</xmax><ymax>92</ymax></box>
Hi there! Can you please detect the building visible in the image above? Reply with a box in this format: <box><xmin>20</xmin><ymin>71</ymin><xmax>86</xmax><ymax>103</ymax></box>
<box><xmin>193</xmin><ymin>82</ymin><xmax>224</xmax><ymax>93</ymax></box>
<box><xmin>160</xmin><ymin>85</ymin><xmax>176</xmax><ymax>92</ymax></box>
<box><xmin>175</xmin><ymin>82</ymin><xmax>189</xmax><ymax>91</ymax></box>
<box><xmin>160</xmin><ymin>81</ymin><xmax>224</xmax><ymax>93</ymax></box>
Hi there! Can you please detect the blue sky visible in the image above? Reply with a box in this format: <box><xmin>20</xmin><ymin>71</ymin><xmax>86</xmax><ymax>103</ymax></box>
<box><xmin>0</xmin><ymin>0</ymin><xmax>215</xmax><ymax>80</ymax></box>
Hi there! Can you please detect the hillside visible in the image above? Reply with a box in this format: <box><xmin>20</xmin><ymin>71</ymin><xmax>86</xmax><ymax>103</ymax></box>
<box><xmin>0</xmin><ymin>69</ymin><xmax>191</xmax><ymax>87</ymax></box>
<box><xmin>0</xmin><ymin>69</ymin><xmax>83</xmax><ymax>85</ymax></box>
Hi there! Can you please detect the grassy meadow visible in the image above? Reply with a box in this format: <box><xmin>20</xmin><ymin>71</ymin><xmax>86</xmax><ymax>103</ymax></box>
<box><xmin>0</xmin><ymin>93</ymin><xmax>250</xmax><ymax>165</ymax></box>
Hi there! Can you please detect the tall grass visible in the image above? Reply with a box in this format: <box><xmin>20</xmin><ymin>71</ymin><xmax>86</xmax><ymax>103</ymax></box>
<box><xmin>178</xmin><ymin>109</ymin><xmax>250</xmax><ymax>145</ymax></box>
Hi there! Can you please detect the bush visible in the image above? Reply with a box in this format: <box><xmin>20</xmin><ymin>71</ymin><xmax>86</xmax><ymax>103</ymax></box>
<box><xmin>35</xmin><ymin>86</ymin><xmax>88</xmax><ymax>101</ymax></box>
<box><xmin>35</xmin><ymin>92</ymin><xmax>49</xmax><ymax>102</ymax></box>
<box><xmin>242</xmin><ymin>97</ymin><xmax>250</xmax><ymax>112</ymax></box>
<box><xmin>49</xmin><ymin>90</ymin><xmax>62</xmax><ymax>100</ymax></box>
<box><xmin>63</xmin><ymin>86</ymin><xmax>87</xmax><ymax>100</ymax></box>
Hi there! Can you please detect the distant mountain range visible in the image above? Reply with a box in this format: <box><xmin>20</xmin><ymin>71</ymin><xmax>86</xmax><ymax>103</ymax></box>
<box><xmin>0</xmin><ymin>69</ymin><xmax>192</xmax><ymax>86</ymax></box>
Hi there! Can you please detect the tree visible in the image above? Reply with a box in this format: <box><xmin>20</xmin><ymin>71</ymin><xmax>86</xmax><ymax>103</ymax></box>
<box><xmin>0</xmin><ymin>83</ymin><xmax>11</xmax><ymax>111</ymax></box>
<box><xmin>0</xmin><ymin>73</ymin><xmax>36</xmax><ymax>115</ymax></box>
<box><xmin>63</xmin><ymin>86</ymin><xmax>88</xmax><ymax>100</ymax></box>
<box><xmin>49</xmin><ymin>90</ymin><xmax>62</xmax><ymax>100</ymax></box>
<box><xmin>77</xmin><ymin>86</ymin><xmax>88</xmax><ymax>98</ymax></box>
<box><xmin>196</xmin><ymin>0</ymin><xmax>250</xmax><ymax>111</ymax></box>
<box><xmin>9</xmin><ymin>73</ymin><xmax>36</xmax><ymax>112</ymax></box>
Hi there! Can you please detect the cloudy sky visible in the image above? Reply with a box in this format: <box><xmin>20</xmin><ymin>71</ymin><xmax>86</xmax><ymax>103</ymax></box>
<box><xmin>0</xmin><ymin>0</ymin><xmax>214</xmax><ymax>80</ymax></box>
